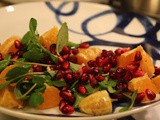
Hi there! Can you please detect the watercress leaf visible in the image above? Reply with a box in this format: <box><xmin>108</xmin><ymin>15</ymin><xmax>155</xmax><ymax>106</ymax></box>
<box><xmin>50</xmin><ymin>54</ymin><xmax>58</xmax><ymax>64</ymax></box>
<box><xmin>44</xmin><ymin>70</ymin><xmax>57</xmax><ymax>78</ymax></box>
<box><xmin>73</xmin><ymin>92</ymin><xmax>85</xmax><ymax>108</ymax></box>
<box><xmin>70</xmin><ymin>62</ymin><xmax>82</xmax><ymax>72</ymax></box>
<box><xmin>21</xmin><ymin>31</ymin><xmax>32</xmax><ymax>45</ymax></box>
<box><xmin>0</xmin><ymin>55</ymin><xmax>11</xmax><ymax>72</ymax></box>
<box><xmin>14</xmin><ymin>82</ymin><xmax>24</xmax><ymax>99</ymax></box>
<box><xmin>29</xmin><ymin>18</ymin><xmax>37</xmax><ymax>33</ymax></box>
<box><xmin>32</xmin><ymin>76</ymin><xmax>46</xmax><ymax>85</ymax></box>
<box><xmin>6</xmin><ymin>65</ymin><xmax>32</xmax><ymax>79</ymax></box>
<box><xmin>119</xmin><ymin>106</ymin><xmax>130</xmax><ymax>112</ymax></box>
<box><xmin>28</xmin><ymin>92</ymin><xmax>44</xmax><ymax>107</ymax></box>
<box><xmin>35</xmin><ymin>85</ymin><xmax>46</xmax><ymax>93</ymax></box>
<box><xmin>56</xmin><ymin>22</ymin><xmax>68</xmax><ymax>55</ymax></box>
<box><xmin>85</xmin><ymin>84</ymin><xmax>97</xmax><ymax>94</ymax></box>
<box><xmin>107</xmin><ymin>85</ymin><xmax>117</xmax><ymax>93</ymax></box>
<box><xmin>23</xmin><ymin>48</ymin><xmax>45</xmax><ymax>62</ymax></box>
<box><xmin>107</xmin><ymin>80</ymin><xmax>117</xmax><ymax>87</ymax></box>
<box><xmin>66</xmin><ymin>41</ymin><xmax>79</xmax><ymax>48</ymax></box>
<box><xmin>50</xmin><ymin>80</ymin><xmax>66</xmax><ymax>87</ymax></box>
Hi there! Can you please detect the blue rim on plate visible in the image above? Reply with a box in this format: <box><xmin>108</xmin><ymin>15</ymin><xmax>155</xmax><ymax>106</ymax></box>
<box><xmin>0</xmin><ymin>1</ymin><xmax>160</xmax><ymax>120</ymax></box>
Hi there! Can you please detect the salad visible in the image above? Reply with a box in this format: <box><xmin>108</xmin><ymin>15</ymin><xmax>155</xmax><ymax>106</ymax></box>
<box><xmin>0</xmin><ymin>18</ymin><xmax>160</xmax><ymax>116</ymax></box>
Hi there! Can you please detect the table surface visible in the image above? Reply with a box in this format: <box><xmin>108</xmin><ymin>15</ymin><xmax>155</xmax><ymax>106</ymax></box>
<box><xmin>0</xmin><ymin>1</ymin><xmax>160</xmax><ymax>120</ymax></box>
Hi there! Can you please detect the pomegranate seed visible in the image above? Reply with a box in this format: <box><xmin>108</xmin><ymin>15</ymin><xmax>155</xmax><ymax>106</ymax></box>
<box><xmin>145</xmin><ymin>89</ymin><xmax>156</xmax><ymax>100</ymax></box>
<box><xmin>114</xmin><ymin>93</ymin><xmax>123</xmax><ymax>99</ymax></box>
<box><xmin>116</xmin><ymin>67</ymin><xmax>126</xmax><ymax>78</ymax></box>
<box><xmin>14</xmin><ymin>40</ymin><xmax>23</xmax><ymax>49</ymax></box>
<box><xmin>11</xmin><ymin>54</ymin><xmax>19</xmax><ymax>60</ymax></box>
<box><xmin>72</xmin><ymin>48</ymin><xmax>79</xmax><ymax>55</ymax></box>
<box><xmin>79</xmin><ymin>43</ymin><xmax>89</xmax><ymax>48</ymax></box>
<box><xmin>61</xmin><ymin>104</ymin><xmax>74</xmax><ymax>114</ymax></box>
<box><xmin>102</xmin><ymin>64</ymin><xmax>111</xmax><ymax>73</ymax></box>
<box><xmin>101</xmin><ymin>50</ymin><xmax>108</xmax><ymax>57</ymax></box>
<box><xmin>116</xmin><ymin>83</ymin><xmax>123</xmax><ymax>90</ymax></box>
<box><xmin>133</xmin><ymin>68</ymin><xmax>144</xmax><ymax>77</ymax></box>
<box><xmin>123</xmin><ymin>71</ymin><xmax>133</xmax><ymax>81</ymax></box>
<box><xmin>109</xmin><ymin>71</ymin><xmax>117</xmax><ymax>79</ymax></box>
<box><xmin>92</xmin><ymin>67</ymin><xmax>100</xmax><ymax>75</ymax></box>
<box><xmin>55</xmin><ymin>64</ymin><xmax>61</xmax><ymax>70</ymax></box>
<box><xmin>154</xmin><ymin>66</ymin><xmax>160</xmax><ymax>76</ymax></box>
<box><xmin>0</xmin><ymin>53</ymin><xmax>3</xmax><ymax>61</ymax></box>
<box><xmin>62</xmin><ymin>85</ymin><xmax>69</xmax><ymax>91</ymax></box>
<box><xmin>126</xmin><ymin>64</ymin><xmax>137</xmax><ymax>71</ymax></box>
<box><xmin>81</xmin><ymin>73</ymin><xmax>89</xmax><ymax>83</ymax></box>
<box><xmin>65</xmin><ymin>73</ymin><xmax>73</xmax><ymax>83</ymax></box>
<box><xmin>77</xmin><ymin>85</ymin><xmax>87</xmax><ymax>94</ymax></box>
<box><xmin>115</xmin><ymin>48</ymin><xmax>122</xmax><ymax>56</ymax></box>
<box><xmin>62</xmin><ymin>61</ymin><xmax>70</xmax><ymax>70</ymax></box>
<box><xmin>122</xmin><ymin>47</ymin><xmax>130</xmax><ymax>53</ymax></box>
<box><xmin>136</xmin><ymin>92</ymin><xmax>145</xmax><ymax>102</ymax></box>
<box><xmin>59</xmin><ymin>99</ymin><xmax>68</xmax><ymax>111</ymax></box>
<box><xmin>32</xmin><ymin>65</ymin><xmax>42</xmax><ymax>72</ymax></box>
<box><xmin>110</xmin><ymin>57</ymin><xmax>117</xmax><ymax>67</ymax></box>
<box><xmin>82</xmin><ymin>66</ymin><xmax>92</xmax><ymax>74</ymax></box>
<box><xmin>135</xmin><ymin>51</ymin><xmax>142</xmax><ymax>61</ymax></box>
<box><xmin>68</xmin><ymin>56</ymin><xmax>77</xmax><ymax>63</ymax></box>
<box><xmin>64</xmin><ymin>69</ymin><xmax>73</xmax><ymax>74</ymax></box>
<box><xmin>16</xmin><ymin>50</ymin><xmax>24</xmax><ymax>57</ymax></box>
<box><xmin>60</xmin><ymin>90</ymin><xmax>75</xmax><ymax>104</ymax></box>
<box><xmin>63</xmin><ymin>54</ymin><xmax>69</xmax><ymax>60</ymax></box>
<box><xmin>96</xmin><ymin>57</ymin><xmax>104</xmax><ymax>67</ymax></box>
<box><xmin>89</xmin><ymin>75</ymin><xmax>97</xmax><ymax>87</ymax></box>
<box><xmin>61</xmin><ymin>46</ymin><xmax>70</xmax><ymax>55</ymax></box>
<box><xmin>50</xmin><ymin>44</ymin><xmax>56</xmax><ymax>54</ymax></box>
<box><xmin>87</xmin><ymin>60</ymin><xmax>97</xmax><ymax>67</ymax></box>
<box><xmin>58</xmin><ymin>56</ymin><xmax>64</xmax><ymax>63</ymax></box>
<box><xmin>73</xmin><ymin>72</ymin><xmax>80</xmax><ymax>80</ymax></box>
<box><xmin>56</xmin><ymin>70</ymin><xmax>65</xmax><ymax>79</ymax></box>
<box><xmin>95</xmin><ymin>75</ymin><xmax>105</xmax><ymax>82</ymax></box>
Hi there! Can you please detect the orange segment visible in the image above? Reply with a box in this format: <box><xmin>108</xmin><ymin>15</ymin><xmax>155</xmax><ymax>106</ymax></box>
<box><xmin>128</xmin><ymin>73</ymin><xmax>159</xmax><ymax>102</ymax></box>
<box><xmin>40</xmin><ymin>26</ymin><xmax>58</xmax><ymax>50</ymax></box>
<box><xmin>0</xmin><ymin>36</ymin><xmax>21</xmax><ymax>58</ymax></box>
<box><xmin>75</xmin><ymin>47</ymin><xmax>101</xmax><ymax>65</ymax></box>
<box><xmin>152</xmin><ymin>75</ymin><xmax>160</xmax><ymax>92</ymax></box>
<box><xmin>37</xmin><ymin>84</ymin><xmax>61</xmax><ymax>109</ymax></box>
<box><xmin>117</xmin><ymin>46</ymin><xmax>154</xmax><ymax>77</ymax></box>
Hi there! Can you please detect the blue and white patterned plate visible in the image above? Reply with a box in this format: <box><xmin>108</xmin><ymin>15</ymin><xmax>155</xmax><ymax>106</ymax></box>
<box><xmin>0</xmin><ymin>1</ymin><xmax>160</xmax><ymax>120</ymax></box>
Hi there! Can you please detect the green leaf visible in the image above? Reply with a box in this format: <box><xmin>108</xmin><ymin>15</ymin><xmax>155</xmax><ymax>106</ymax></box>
<box><xmin>23</xmin><ymin>48</ymin><xmax>45</xmax><ymax>62</ymax></box>
<box><xmin>35</xmin><ymin>85</ymin><xmax>46</xmax><ymax>93</ymax></box>
<box><xmin>21</xmin><ymin>31</ymin><xmax>32</xmax><ymax>45</ymax></box>
<box><xmin>73</xmin><ymin>92</ymin><xmax>85</xmax><ymax>108</ymax></box>
<box><xmin>32</xmin><ymin>76</ymin><xmax>46</xmax><ymax>85</ymax></box>
<box><xmin>29</xmin><ymin>18</ymin><xmax>37</xmax><ymax>33</ymax></box>
<box><xmin>44</xmin><ymin>70</ymin><xmax>57</xmax><ymax>78</ymax></box>
<box><xmin>66</xmin><ymin>41</ymin><xmax>79</xmax><ymax>48</ymax></box>
<box><xmin>85</xmin><ymin>84</ymin><xmax>97</xmax><ymax>94</ymax></box>
<box><xmin>0</xmin><ymin>55</ymin><xmax>11</xmax><ymax>72</ymax></box>
<box><xmin>70</xmin><ymin>62</ymin><xmax>82</xmax><ymax>72</ymax></box>
<box><xmin>28</xmin><ymin>92</ymin><xmax>44</xmax><ymax>107</ymax></box>
<box><xmin>56</xmin><ymin>22</ymin><xmax>68</xmax><ymax>55</ymax></box>
<box><xmin>6</xmin><ymin>65</ymin><xmax>31</xmax><ymax>79</ymax></box>
<box><xmin>119</xmin><ymin>106</ymin><xmax>130</xmax><ymax>112</ymax></box>
<box><xmin>50</xmin><ymin>80</ymin><xmax>66</xmax><ymax>87</ymax></box>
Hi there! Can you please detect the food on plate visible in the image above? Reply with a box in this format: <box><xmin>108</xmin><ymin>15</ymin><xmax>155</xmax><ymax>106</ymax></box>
<box><xmin>0</xmin><ymin>18</ymin><xmax>160</xmax><ymax>115</ymax></box>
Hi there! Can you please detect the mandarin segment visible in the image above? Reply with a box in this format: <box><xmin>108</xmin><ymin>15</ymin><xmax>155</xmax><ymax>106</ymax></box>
<box><xmin>0</xmin><ymin>36</ymin><xmax>21</xmax><ymax>58</ymax></box>
<box><xmin>75</xmin><ymin>47</ymin><xmax>101</xmax><ymax>65</ymax></box>
<box><xmin>128</xmin><ymin>74</ymin><xmax>159</xmax><ymax>102</ymax></box>
<box><xmin>40</xmin><ymin>26</ymin><xmax>58</xmax><ymax>50</ymax></box>
<box><xmin>117</xmin><ymin>46</ymin><xmax>154</xmax><ymax>77</ymax></box>
<box><xmin>37</xmin><ymin>84</ymin><xmax>61</xmax><ymax>109</ymax></box>
<box><xmin>152</xmin><ymin>75</ymin><xmax>160</xmax><ymax>92</ymax></box>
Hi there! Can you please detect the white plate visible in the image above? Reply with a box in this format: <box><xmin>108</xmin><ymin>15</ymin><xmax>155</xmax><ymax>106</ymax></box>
<box><xmin>0</xmin><ymin>1</ymin><xmax>160</xmax><ymax>120</ymax></box>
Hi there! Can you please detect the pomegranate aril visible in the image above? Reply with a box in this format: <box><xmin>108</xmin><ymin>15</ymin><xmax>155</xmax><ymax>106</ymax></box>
<box><xmin>87</xmin><ymin>60</ymin><xmax>97</xmax><ymax>67</ymax></box>
<box><xmin>73</xmin><ymin>72</ymin><xmax>80</xmax><ymax>80</ymax></box>
<box><xmin>116</xmin><ymin>67</ymin><xmax>126</xmax><ymax>78</ymax></box>
<box><xmin>16</xmin><ymin>50</ymin><xmax>24</xmax><ymax>57</ymax></box>
<box><xmin>133</xmin><ymin>68</ymin><xmax>144</xmax><ymax>78</ymax></box>
<box><xmin>68</xmin><ymin>56</ymin><xmax>77</xmax><ymax>63</ymax></box>
<box><xmin>64</xmin><ymin>69</ymin><xmax>73</xmax><ymax>74</ymax></box>
<box><xmin>14</xmin><ymin>40</ymin><xmax>23</xmax><ymax>49</ymax></box>
<box><xmin>56</xmin><ymin>70</ymin><xmax>65</xmax><ymax>79</ymax></box>
<box><xmin>59</xmin><ymin>99</ymin><xmax>68</xmax><ymax>111</ymax></box>
<box><xmin>122</xmin><ymin>47</ymin><xmax>130</xmax><ymax>53</ymax></box>
<box><xmin>81</xmin><ymin>73</ymin><xmax>89</xmax><ymax>83</ymax></box>
<box><xmin>154</xmin><ymin>66</ymin><xmax>160</xmax><ymax>76</ymax></box>
<box><xmin>123</xmin><ymin>71</ymin><xmax>133</xmax><ymax>82</ymax></box>
<box><xmin>61</xmin><ymin>104</ymin><xmax>74</xmax><ymax>114</ymax></box>
<box><xmin>109</xmin><ymin>71</ymin><xmax>117</xmax><ymax>79</ymax></box>
<box><xmin>135</xmin><ymin>51</ymin><xmax>142</xmax><ymax>61</ymax></box>
<box><xmin>60</xmin><ymin>90</ymin><xmax>75</xmax><ymax>104</ymax></box>
<box><xmin>89</xmin><ymin>75</ymin><xmax>97</xmax><ymax>87</ymax></box>
<box><xmin>79</xmin><ymin>43</ymin><xmax>89</xmax><ymax>48</ymax></box>
<box><xmin>136</xmin><ymin>92</ymin><xmax>145</xmax><ymax>102</ymax></box>
<box><xmin>61</xmin><ymin>46</ymin><xmax>70</xmax><ymax>55</ymax></box>
<box><xmin>102</xmin><ymin>64</ymin><xmax>111</xmax><ymax>73</ymax></box>
<box><xmin>62</xmin><ymin>61</ymin><xmax>70</xmax><ymax>70</ymax></box>
<box><xmin>110</xmin><ymin>57</ymin><xmax>117</xmax><ymax>67</ymax></box>
<box><xmin>92</xmin><ymin>67</ymin><xmax>100</xmax><ymax>75</ymax></box>
<box><xmin>145</xmin><ymin>89</ymin><xmax>156</xmax><ymax>100</ymax></box>
<box><xmin>82</xmin><ymin>66</ymin><xmax>92</xmax><ymax>74</ymax></box>
<box><xmin>32</xmin><ymin>65</ymin><xmax>42</xmax><ymax>72</ymax></box>
<box><xmin>115</xmin><ymin>48</ymin><xmax>122</xmax><ymax>56</ymax></box>
<box><xmin>71</xmin><ymin>48</ymin><xmax>79</xmax><ymax>55</ymax></box>
<box><xmin>95</xmin><ymin>75</ymin><xmax>105</xmax><ymax>82</ymax></box>
<box><xmin>65</xmin><ymin>73</ymin><xmax>73</xmax><ymax>83</ymax></box>
<box><xmin>96</xmin><ymin>57</ymin><xmax>104</xmax><ymax>67</ymax></box>
<box><xmin>11</xmin><ymin>54</ymin><xmax>19</xmax><ymax>60</ymax></box>
<box><xmin>58</xmin><ymin>56</ymin><xmax>64</xmax><ymax>63</ymax></box>
<box><xmin>77</xmin><ymin>85</ymin><xmax>87</xmax><ymax>94</ymax></box>
<box><xmin>50</xmin><ymin>44</ymin><xmax>56</xmax><ymax>54</ymax></box>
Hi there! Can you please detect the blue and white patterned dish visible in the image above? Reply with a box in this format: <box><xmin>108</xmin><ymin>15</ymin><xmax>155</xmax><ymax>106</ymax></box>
<box><xmin>0</xmin><ymin>1</ymin><xmax>160</xmax><ymax>120</ymax></box>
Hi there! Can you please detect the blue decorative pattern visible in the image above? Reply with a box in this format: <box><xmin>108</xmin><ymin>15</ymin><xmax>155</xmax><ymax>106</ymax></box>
<box><xmin>45</xmin><ymin>1</ymin><xmax>160</xmax><ymax>63</ymax></box>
